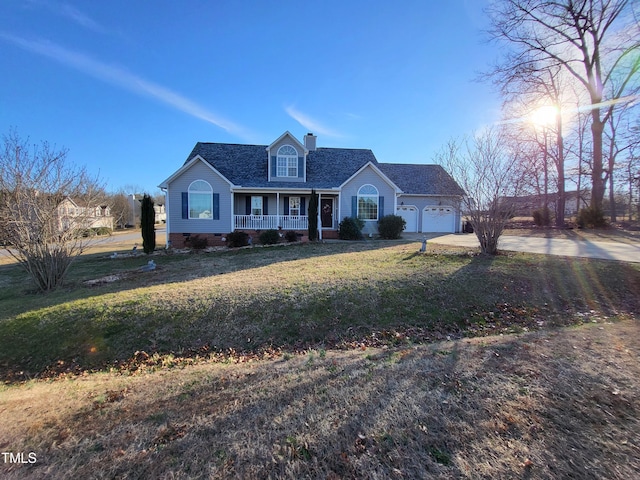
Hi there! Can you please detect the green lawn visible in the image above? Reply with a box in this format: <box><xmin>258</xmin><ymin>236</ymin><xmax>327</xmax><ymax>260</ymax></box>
<box><xmin>2</xmin><ymin>240</ymin><xmax>640</xmax><ymax>479</ymax></box>
<box><xmin>1</xmin><ymin>241</ymin><xmax>638</xmax><ymax>381</ymax></box>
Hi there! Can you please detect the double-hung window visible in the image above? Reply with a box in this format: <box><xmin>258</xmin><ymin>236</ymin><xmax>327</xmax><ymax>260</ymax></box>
<box><xmin>276</xmin><ymin>145</ymin><xmax>298</xmax><ymax>177</ymax></box>
<box><xmin>251</xmin><ymin>196</ymin><xmax>263</xmax><ymax>216</ymax></box>
<box><xmin>289</xmin><ymin>196</ymin><xmax>301</xmax><ymax>216</ymax></box>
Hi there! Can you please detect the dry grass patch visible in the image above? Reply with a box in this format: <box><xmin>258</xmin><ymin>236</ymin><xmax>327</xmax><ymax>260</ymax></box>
<box><xmin>1</xmin><ymin>319</ymin><xmax>639</xmax><ymax>479</ymax></box>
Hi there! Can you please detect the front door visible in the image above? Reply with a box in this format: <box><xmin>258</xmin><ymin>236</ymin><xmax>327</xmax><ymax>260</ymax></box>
<box><xmin>321</xmin><ymin>198</ymin><xmax>333</xmax><ymax>228</ymax></box>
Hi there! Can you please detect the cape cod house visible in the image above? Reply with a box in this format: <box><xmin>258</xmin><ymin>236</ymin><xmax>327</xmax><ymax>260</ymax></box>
<box><xmin>159</xmin><ymin>132</ymin><xmax>465</xmax><ymax>248</ymax></box>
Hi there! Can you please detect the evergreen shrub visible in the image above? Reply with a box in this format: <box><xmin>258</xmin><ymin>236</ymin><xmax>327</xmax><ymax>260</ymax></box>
<box><xmin>378</xmin><ymin>214</ymin><xmax>406</xmax><ymax>239</ymax></box>
<box><xmin>226</xmin><ymin>231</ymin><xmax>249</xmax><ymax>248</ymax></box>
<box><xmin>259</xmin><ymin>229</ymin><xmax>280</xmax><ymax>245</ymax></box>
<box><xmin>338</xmin><ymin>217</ymin><xmax>364</xmax><ymax>240</ymax></box>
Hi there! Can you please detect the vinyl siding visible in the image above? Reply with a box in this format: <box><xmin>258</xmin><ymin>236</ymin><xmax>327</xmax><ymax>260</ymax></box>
<box><xmin>268</xmin><ymin>136</ymin><xmax>305</xmax><ymax>182</ymax></box>
<box><xmin>167</xmin><ymin>160</ymin><xmax>232</xmax><ymax>234</ymax></box>
<box><xmin>340</xmin><ymin>165</ymin><xmax>396</xmax><ymax>235</ymax></box>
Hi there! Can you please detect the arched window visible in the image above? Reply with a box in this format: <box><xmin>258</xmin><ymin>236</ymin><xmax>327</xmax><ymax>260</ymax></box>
<box><xmin>276</xmin><ymin>145</ymin><xmax>298</xmax><ymax>177</ymax></box>
<box><xmin>188</xmin><ymin>180</ymin><xmax>213</xmax><ymax>219</ymax></box>
<box><xmin>357</xmin><ymin>184</ymin><xmax>378</xmax><ymax>220</ymax></box>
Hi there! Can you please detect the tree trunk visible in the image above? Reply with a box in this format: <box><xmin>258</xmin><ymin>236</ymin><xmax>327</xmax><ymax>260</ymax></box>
<box><xmin>543</xmin><ymin>132</ymin><xmax>549</xmax><ymax>216</ymax></box>
<box><xmin>609</xmin><ymin>155</ymin><xmax>616</xmax><ymax>222</ymax></box>
<box><xmin>555</xmin><ymin>118</ymin><xmax>565</xmax><ymax>227</ymax></box>
<box><xmin>590</xmin><ymin>110</ymin><xmax>606</xmax><ymax>212</ymax></box>
<box><xmin>475</xmin><ymin>224</ymin><xmax>501</xmax><ymax>255</ymax></box>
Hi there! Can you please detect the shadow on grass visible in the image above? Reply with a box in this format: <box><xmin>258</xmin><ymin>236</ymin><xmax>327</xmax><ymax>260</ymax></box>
<box><xmin>0</xmin><ymin>240</ymin><xmax>417</xmax><ymax>318</ymax></box>
<box><xmin>1</xmin><ymin>246</ymin><xmax>638</xmax><ymax>383</ymax></box>
<box><xmin>9</xmin><ymin>323</ymin><xmax>640</xmax><ymax>479</ymax></box>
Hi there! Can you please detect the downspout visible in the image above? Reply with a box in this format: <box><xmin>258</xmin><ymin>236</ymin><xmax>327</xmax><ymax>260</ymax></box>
<box><xmin>337</xmin><ymin>192</ymin><xmax>341</xmax><ymax>230</ymax></box>
<box><xmin>230</xmin><ymin>189</ymin><xmax>235</xmax><ymax>232</ymax></box>
<box><xmin>161</xmin><ymin>187</ymin><xmax>169</xmax><ymax>248</ymax></box>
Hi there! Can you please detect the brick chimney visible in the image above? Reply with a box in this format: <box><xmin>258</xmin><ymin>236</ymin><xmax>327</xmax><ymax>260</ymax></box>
<box><xmin>304</xmin><ymin>132</ymin><xmax>317</xmax><ymax>151</ymax></box>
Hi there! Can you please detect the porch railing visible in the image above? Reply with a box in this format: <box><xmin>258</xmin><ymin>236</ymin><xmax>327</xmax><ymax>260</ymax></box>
<box><xmin>234</xmin><ymin>215</ymin><xmax>308</xmax><ymax>230</ymax></box>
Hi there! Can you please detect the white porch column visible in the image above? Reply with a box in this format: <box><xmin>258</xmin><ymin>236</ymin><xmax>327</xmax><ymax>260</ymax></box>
<box><xmin>276</xmin><ymin>192</ymin><xmax>280</xmax><ymax>228</ymax></box>
<box><xmin>318</xmin><ymin>193</ymin><xmax>323</xmax><ymax>240</ymax></box>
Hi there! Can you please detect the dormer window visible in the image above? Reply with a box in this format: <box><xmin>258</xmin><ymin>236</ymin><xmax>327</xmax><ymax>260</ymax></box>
<box><xmin>276</xmin><ymin>145</ymin><xmax>298</xmax><ymax>177</ymax></box>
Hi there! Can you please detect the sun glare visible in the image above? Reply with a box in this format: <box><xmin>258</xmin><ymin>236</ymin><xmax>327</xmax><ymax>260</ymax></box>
<box><xmin>530</xmin><ymin>105</ymin><xmax>559</xmax><ymax>126</ymax></box>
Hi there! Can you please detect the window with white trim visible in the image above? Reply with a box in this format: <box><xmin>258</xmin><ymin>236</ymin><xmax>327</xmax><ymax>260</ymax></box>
<box><xmin>276</xmin><ymin>145</ymin><xmax>298</xmax><ymax>177</ymax></box>
<box><xmin>289</xmin><ymin>196</ymin><xmax>300</xmax><ymax>216</ymax></box>
<box><xmin>188</xmin><ymin>180</ymin><xmax>213</xmax><ymax>219</ymax></box>
<box><xmin>251</xmin><ymin>196</ymin><xmax>263</xmax><ymax>215</ymax></box>
<box><xmin>357</xmin><ymin>184</ymin><xmax>378</xmax><ymax>220</ymax></box>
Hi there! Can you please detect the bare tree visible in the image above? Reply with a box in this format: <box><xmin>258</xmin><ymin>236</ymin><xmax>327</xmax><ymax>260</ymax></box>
<box><xmin>435</xmin><ymin>128</ymin><xmax>523</xmax><ymax>255</ymax></box>
<box><xmin>604</xmin><ymin>83</ymin><xmax>640</xmax><ymax>221</ymax></box>
<box><xmin>486</xmin><ymin>0</ymin><xmax>640</xmax><ymax>214</ymax></box>
<box><xmin>617</xmin><ymin>131</ymin><xmax>640</xmax><ymax>220</ymax></box>
<box><xmin>0</xmin><ymin>130</ymin><xmax>104</xmax><ymax>291</ymax></box>
<box><xmin>107</xmin><ymin>190</ymin><xmax>133</xmax><ymax>229</ymax></box>
<box><xmin>493</xmin><ymin>60</ymin><xmax>568</xmax><ymax>225</ymax></box>
<box><xmin>562</xmin><ymin>85</ymin><xmax>593</xmax><ymax>214</ymax></box>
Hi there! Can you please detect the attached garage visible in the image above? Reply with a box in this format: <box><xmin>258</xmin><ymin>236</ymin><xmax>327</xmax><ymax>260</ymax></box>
<box><xmin>396</xmin><ymin>205</ymin><xmax>418</xmax><ymax>233</ymax></box>
<box><xmin>422</xmin><ymin>206</ymin><xmax>456</xmax><ymax>233</ymax></box>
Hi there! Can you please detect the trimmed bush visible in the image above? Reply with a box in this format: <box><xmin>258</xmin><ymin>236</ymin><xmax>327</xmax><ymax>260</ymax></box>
<box><xmin>186</xmin><ymin>234</ymin><xmax>208</xmax><ymax>250</ymax></box>
<box><xmin>532</xmin><ymin>207</ymin><xmax>551</xmax><ymax>227</ymax></box>
<box><xmin>338</xmin><ymin>217</ymin><xmax>364</xmax><ymax>240</ymax></box>
<box><xmin>259</xmin><ymin>229</ymin><xmax>280</xmax><ymax>245</ymax></box>
<box><xmin>378</xmin><ymin>214</ymin><xmax>406</xmax><ymax>239</ymax></box>
<box><xmin>226</xmin><ymin>231</ymin><xmax>249</xmax><ymax>248</ymax></box>
<box><xmin>577</xmin><ymin>207</ymin><xmax>607</xmax><ymax>228</ymax></box>
<box><xmin>141</xmin><ymin>193</ymin><xmax>156</xmax><ymax>254</ymax></box>
<box><xmin>284</xmin><ymin>230</ymin><xmax>299</xmax><ymax>242</ymax></box>
<box><xmin>308</xmin><ymin>189</ymin><xmax>319</xmax><ymax>241</ymax></box>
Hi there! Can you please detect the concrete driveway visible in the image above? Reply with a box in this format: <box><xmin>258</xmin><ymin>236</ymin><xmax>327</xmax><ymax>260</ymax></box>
<box><xmin>407</xmin><ymin>233</ymin><xmax>640</xmax><ymax>263</ymax></box>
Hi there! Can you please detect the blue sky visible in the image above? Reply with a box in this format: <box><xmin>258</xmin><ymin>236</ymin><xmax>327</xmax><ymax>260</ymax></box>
<box><xmin>0</xmin><ymin>0</ymin><xmax>501</xmax><ymax>194</ymax></box>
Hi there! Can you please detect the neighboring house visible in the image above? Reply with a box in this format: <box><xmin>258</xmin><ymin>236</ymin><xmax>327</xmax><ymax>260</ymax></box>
<box><xmin>159</xmin><ymin>131</ymin><xmax>465</xmax><ymax>247</ymax></box>
<box><xmin>127</xmin><ymin>194</ymin><xmax>167</xmax><ymax>227</ymax></box>
<box><xmin>154</xmin><ymin>203</ymin><xmax>167</xmax><ymax>224</ymax></box>
<box><xmin>500</xmin><ymin>190</ymin><xmax>591</xmax><ymax>218</ymax></box>
<box><xmin>57</xmin><ymin>197</ymin><xmax>114</xmax><ymax>231</ymax></box>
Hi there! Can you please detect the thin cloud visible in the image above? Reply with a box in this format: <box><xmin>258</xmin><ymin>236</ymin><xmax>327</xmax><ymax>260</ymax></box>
<box><xmin>343</xmin><ymin>112</ymin><xmax>364</xmax><ymax>120</ymax></box>
<box><xmin>285</xmin><ymin>106</ymin><xmax>345</xmax><ymax>138</ymax></box>
<box><xmin>0</xmin><ymin>32</ymin><xmax>251</xmax><ymax>139</ymax></box>
<box><xmin>24</xmin><ymin>0</ymin><xmax>108</xmax><ymax>34</ymax></box>
<box><xmin>59</xmin><ymin>3</ymin><xmax>108</xmax><ymax>34</ymax></box>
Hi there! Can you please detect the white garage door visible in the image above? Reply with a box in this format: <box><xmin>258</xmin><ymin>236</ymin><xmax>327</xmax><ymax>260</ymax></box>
<box><xmin>396</xmin><ymin>205</ymin><xmax>418</xmax><ymax>233</ymax></box>
<box><xmin>422</xmin><ymin>206</ymin><xmax>456</xmax><ymax>233</ymax></box>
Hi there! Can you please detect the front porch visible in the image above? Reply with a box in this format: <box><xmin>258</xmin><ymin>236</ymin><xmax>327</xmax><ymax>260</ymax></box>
<box><xmin>234</xmin><ymin>215</ymin><xmax>308</xmax><ymax>230</ymax></box>
<box><xmin>233</xmin><ymin>192</ymin><xmax>339</xmax><ymax>232</ymax></box>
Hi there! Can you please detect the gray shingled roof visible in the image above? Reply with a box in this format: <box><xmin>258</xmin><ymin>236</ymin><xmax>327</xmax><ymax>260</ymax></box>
<box><xmin>184</xmin><ymin>143</ymin><xmax>464</xmax><ymax>196</ymax></box>
<box><xmin>186</xmin><ymin>143</ymin><xmax>378</xmax><ymax>189</ymax></box>
<box><xmin>377</xmin><ymin>163</ymin><xmax>465</xmax><ymax>196</ymax></box>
